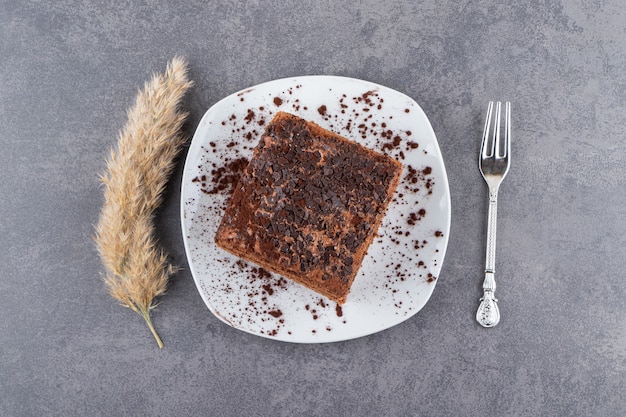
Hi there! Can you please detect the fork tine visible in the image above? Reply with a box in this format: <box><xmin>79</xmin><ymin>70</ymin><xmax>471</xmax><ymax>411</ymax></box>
<box><xmin>493</xmin><ymin>101</ymin><xmax>502</xmax><ymax>157</ymax></box>
<box><xmin>504</xmin><ymin>102</ymin><xmax>511</xmax><ymax>158</ymax></box>
<box><xmin>481</xmin><ymin>101</ymin><xmax>494</xmax><ymax>158</ymax></box>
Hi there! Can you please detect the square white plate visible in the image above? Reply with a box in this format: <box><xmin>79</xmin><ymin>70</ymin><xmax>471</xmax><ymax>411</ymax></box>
<box><xmin>181</xmin><ymin>75</ymin><xmax>450</xmax><ymax>343</ymax></box>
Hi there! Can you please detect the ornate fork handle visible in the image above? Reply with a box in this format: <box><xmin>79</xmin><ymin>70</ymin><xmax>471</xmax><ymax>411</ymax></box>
<box><xmin>476</xmin><ymin>188</ymin><xmax>500</xmax><ymax>327</ymax></box>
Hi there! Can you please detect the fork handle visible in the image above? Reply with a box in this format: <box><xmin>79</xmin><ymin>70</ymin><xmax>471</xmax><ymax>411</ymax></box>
<box><xmin>477</xmin><ymin>188</ymin><xmax>501</xmax><ymax>327</ymax></box>
<box><xmin>485</xmin><ymin>188</ymin><xmax>499</xmax><ymax>273</ymax></box>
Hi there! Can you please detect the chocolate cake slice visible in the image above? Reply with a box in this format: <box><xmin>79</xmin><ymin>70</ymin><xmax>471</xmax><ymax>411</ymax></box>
<box><xmin>215</xmin><ymin>111</ymin><xmax>403</xmax><ymax>304</ymax></box>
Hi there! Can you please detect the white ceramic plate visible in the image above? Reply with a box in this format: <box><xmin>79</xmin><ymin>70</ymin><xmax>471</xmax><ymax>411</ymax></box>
<box><xmin>181</xmin><ymin>76</ymin><xmax>450</xmax><ymax>343</ymax></box>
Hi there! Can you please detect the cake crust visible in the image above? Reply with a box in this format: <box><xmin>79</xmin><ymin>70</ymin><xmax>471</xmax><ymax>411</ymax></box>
<box><xmin>215</xmin><ymin>111</ymin><xmax>403</xmax><ymax>304</ymax></box>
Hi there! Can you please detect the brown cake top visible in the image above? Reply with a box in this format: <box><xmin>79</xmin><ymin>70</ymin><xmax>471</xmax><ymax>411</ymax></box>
<box><xmin>217</xmin><ymin>111</ymin><xmax>402</xmax><ymax>294</ymax></box>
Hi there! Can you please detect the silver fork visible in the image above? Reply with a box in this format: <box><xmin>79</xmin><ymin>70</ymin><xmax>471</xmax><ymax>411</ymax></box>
<box><xmin>476</xmin><ymin>101</ymin><xmax>510</xmax><ymax>328</ymax></box>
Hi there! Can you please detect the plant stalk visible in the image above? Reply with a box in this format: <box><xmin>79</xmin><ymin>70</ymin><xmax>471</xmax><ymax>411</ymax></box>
<box><xmin>139</xmin><ymin>307</ymin><xmax>164</xmax><ymax>349</ymax></box>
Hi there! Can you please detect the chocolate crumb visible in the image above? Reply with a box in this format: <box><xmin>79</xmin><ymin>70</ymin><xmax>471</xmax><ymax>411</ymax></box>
<box><xmin>244</xmin><ymin>109</ymin><xmax>255</xmax><ymax>123</ymax></box>
<box><xmin>202</xmin><ymin>157</ymin><xmax>249</xmax><ymax>195</ymax></box>
<box><xmin>335</xmin><ymin>304</ymin><xmax>343</xmax><ymax>317</ymax></box>
<box><xmin>268</xmin><ymin>310</ymin><xmax>283</xmax><ymax>318</ymax></box>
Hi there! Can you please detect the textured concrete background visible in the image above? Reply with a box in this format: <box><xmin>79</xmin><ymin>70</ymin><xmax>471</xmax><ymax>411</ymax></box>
<box><xmin>1</xmin><ymin>0</ymin><xmax>625</xmax><ymax>416</ymax></box>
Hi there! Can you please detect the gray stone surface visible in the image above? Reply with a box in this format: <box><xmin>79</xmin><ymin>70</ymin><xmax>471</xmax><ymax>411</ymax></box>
<box><xmin>1</xmin><ymin>0</ymin><xmax>624</xmax><ymax>416</ymax></box>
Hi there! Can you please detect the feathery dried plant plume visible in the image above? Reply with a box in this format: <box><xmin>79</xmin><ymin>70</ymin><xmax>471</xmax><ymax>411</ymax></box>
<box><xmin>95</xmin><ymin>57</ymin><xmax>193</xmax><ymax>348</ymax></box>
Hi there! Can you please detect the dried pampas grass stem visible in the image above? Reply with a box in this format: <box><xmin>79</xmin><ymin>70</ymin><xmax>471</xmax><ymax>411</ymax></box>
<box><xmin>95</xmin><ymin>57</ymin><xmax>193</xmax><ymax>348</ymax></box>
